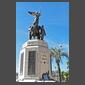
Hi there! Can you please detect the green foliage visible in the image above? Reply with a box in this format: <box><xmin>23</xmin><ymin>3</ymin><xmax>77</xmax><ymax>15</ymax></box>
<box><xmin>61</xmin><ymin>71</ymin><xmax>69</xmax><ymax>81</ymax></box>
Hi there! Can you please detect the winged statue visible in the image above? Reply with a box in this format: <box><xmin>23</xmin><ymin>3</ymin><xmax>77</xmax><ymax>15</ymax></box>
<box><xmin>28</xmin><ymin>11</ymin><xmax>41</xmax><ymax>26</ymax></box>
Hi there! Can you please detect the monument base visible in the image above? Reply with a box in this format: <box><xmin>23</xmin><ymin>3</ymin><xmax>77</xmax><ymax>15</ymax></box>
<box><xmin>18</xmin><ymin>39</ymin><xmax>52</xmax><ymax>81</ymax></box>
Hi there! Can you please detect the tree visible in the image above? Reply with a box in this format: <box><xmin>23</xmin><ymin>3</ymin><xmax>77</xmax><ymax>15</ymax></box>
<box><xmin>61</xmin><ymin>71</ymin><xmax>69</xmax><ymax>82</ymax></box>
<box><xmin>50</xmin><ymin>47</ymin><xmax>62</xmax><ymax>82</ymax></box>
<box><xmin>50</xmin><ymin>47</ymin><xmax>69</xmax><ymax>82</ymax></box>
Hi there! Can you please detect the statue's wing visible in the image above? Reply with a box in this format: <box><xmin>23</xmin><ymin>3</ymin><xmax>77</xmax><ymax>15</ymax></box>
<box><xmin>28</xmin><ymin>11</ymin><xmax>36</xmax><ymax>16</ymax></box>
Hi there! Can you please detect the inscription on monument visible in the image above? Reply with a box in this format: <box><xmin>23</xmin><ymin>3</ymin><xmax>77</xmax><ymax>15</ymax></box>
<box><xmin>28</xmin><ymin>51</ymin><xmax>36</xmax><ymax>75</ymax></box>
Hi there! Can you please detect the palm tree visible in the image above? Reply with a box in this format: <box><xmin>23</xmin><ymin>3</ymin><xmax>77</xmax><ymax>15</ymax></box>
<box><xmin>50</xmin><ymin>47</ymin><xmax>69</xmax><ymax>82</ymax></box>
<box><xmin>50</xmin><ymin>47</ymin><xmax>62</xmax><ymax>82</ymax></box>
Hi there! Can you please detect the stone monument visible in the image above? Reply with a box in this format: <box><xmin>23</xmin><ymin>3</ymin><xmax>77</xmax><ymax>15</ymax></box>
<box><xmin>18</xmin><ymin>11</ymin><xmax>51</xmax><ymax>81</ymax></box>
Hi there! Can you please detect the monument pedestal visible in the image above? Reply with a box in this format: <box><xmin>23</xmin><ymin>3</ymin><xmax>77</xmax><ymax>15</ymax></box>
<box><xmin>18</xmin><ymin>39</ymin><xmax>51</xmax><ymax>81</ymax></box>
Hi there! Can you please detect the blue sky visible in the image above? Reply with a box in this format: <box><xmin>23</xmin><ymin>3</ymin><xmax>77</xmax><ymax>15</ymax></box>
<box><xmin>16</xmin><ymin>2</ymin><xmax>69</xmax><ymax>73</ymax></box>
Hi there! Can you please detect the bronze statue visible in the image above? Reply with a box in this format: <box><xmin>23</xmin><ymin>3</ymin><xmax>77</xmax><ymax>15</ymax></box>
<box><xmin>28</xmin><ymin>11</ymin><xmax>46</xmax><ymax>40</ymax></box>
